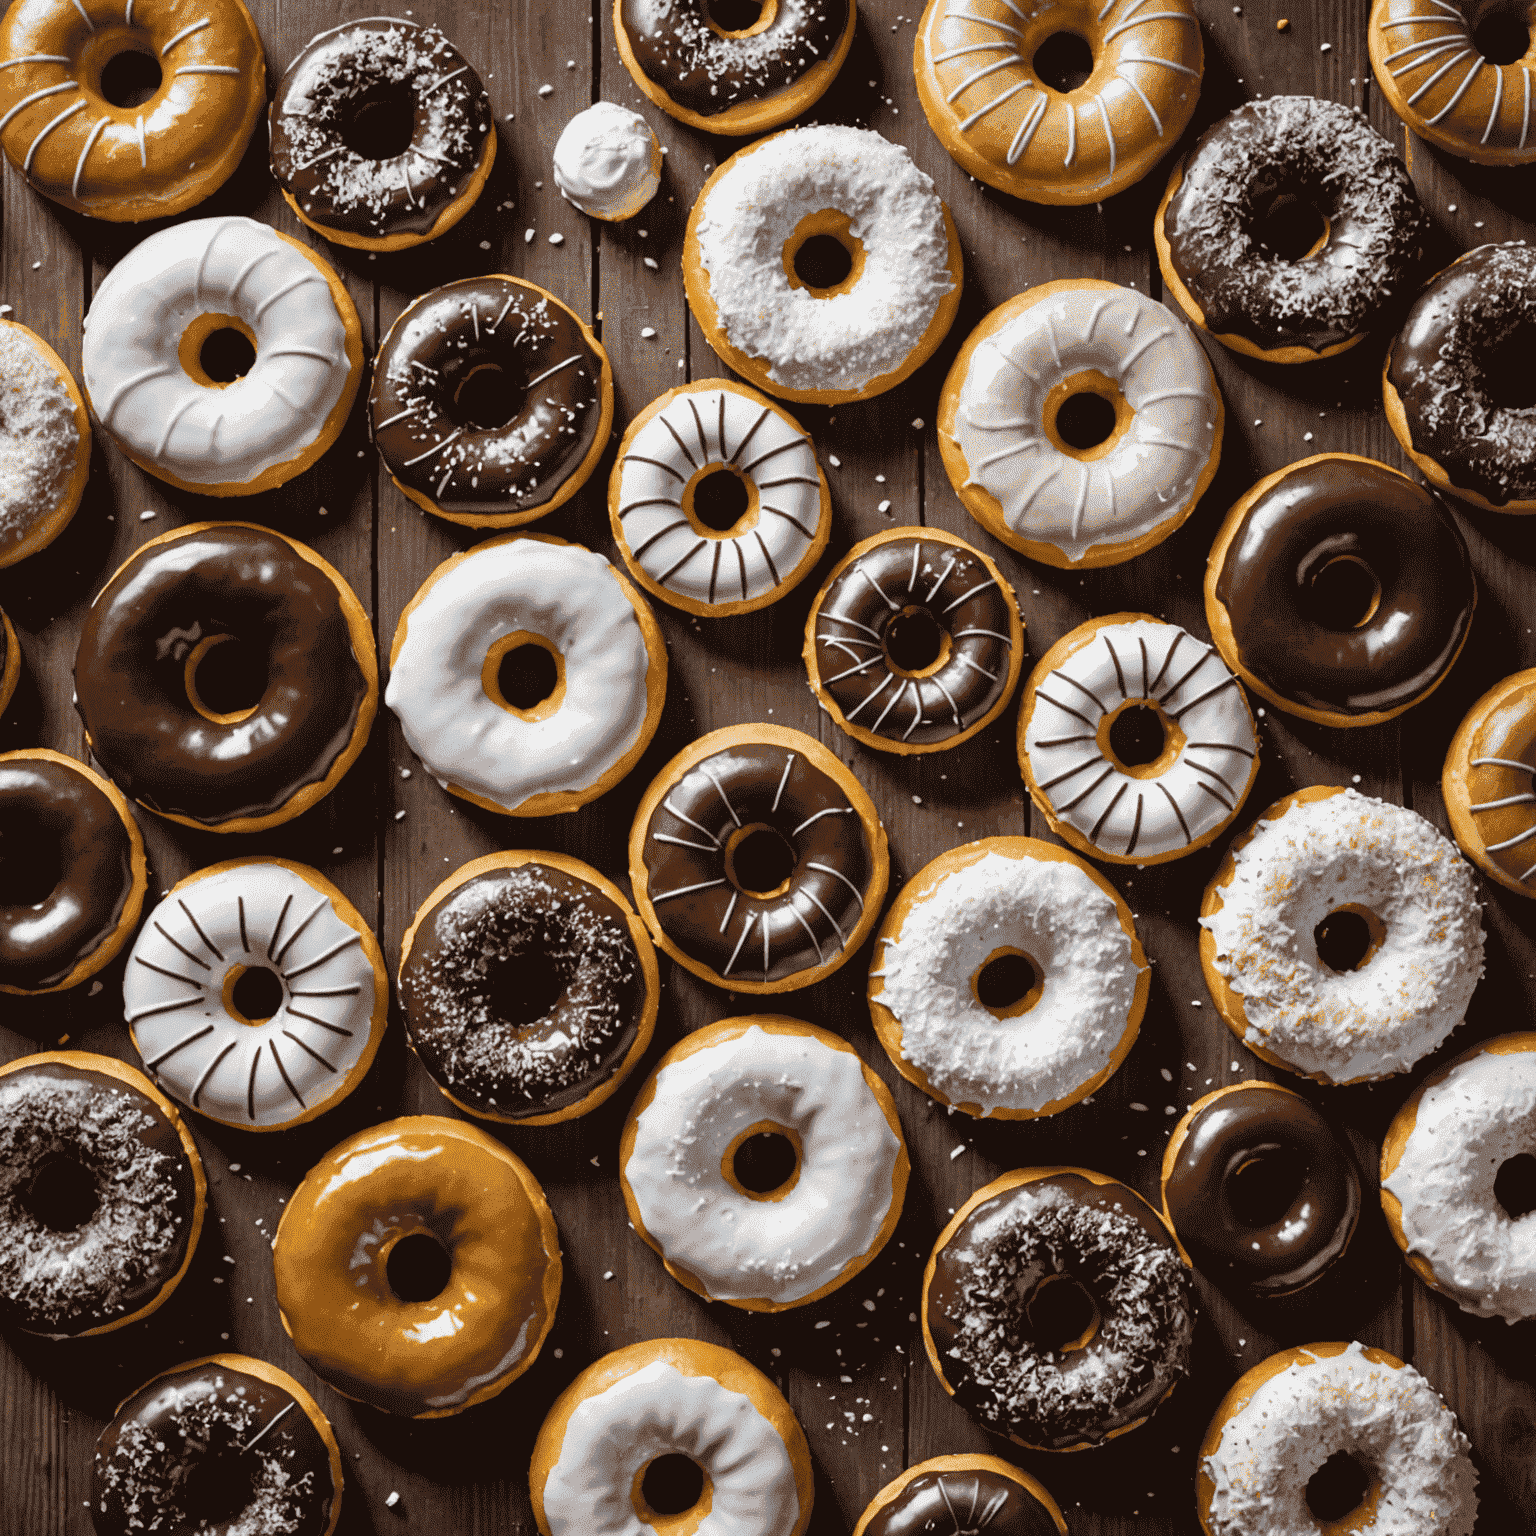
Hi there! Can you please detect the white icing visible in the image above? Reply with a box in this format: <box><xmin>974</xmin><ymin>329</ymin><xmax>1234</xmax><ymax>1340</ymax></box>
<box><xmin>875</xmin><ymin>849</ymin><xmax>1143</xmax><ymax>1116</ymax></box>
<box><xmin>81</xmin><ymin>217</ymin><xmax>353</xmax><ymax>488</ymax></box>
<box><xmin>542</xmin><ymin>1359</ymin><xmax>800</xmax><ymax>1536</ymax></box>
<box><xmin>1203</xmin><ymin>1342</ymin><xmax>1479</xmax><ymax>1536</ymax></box>
<box><xmin>553</xmin><ymin>101</ymin><xmax>659</xmax><ymax>220</ymax></box>
<box><xmin>1384</xmin><ymin>1045</ymin><xmax>1536</xmax><ymax>1323</ymax></box>
<box><xmin>614</xmin><ymin>385</ymin><xmax>824</xmax><ymax>609</ymax></box>
<box><xmin>1023</xmin><ymin>618</ymin><xmax>1255</xmax><ymax>859</ymax></box>
<box><xmin>122</xmin><ymin>862</ymin><xmax>379</xmax><ymax>1130</ymax></box>
<box><xmin>692</xmin><ymin>125</ymin><xmax>954</xmax><ymax>395</ymax></box>
<box><xmin>1201</xmin><ymin>790</ymin><xmax>1483</xmax><ymax>1083</ymax></box>
<box><xmin>0</xmin><ymin>324</ymin><xmax>79</xmax><ymax>549</ymax></box>
<box><xmin>954</xmin><ymin>284</ymin><xmax>1219</xmax><ymax>562</ymax></box>
<box><xmin>623</xmin><ymin>1025</ymin><xmax>902</xmax><ymax>1304</ymax></box>
<box><xmin>385</xmin><ymin>538</ymin><xmax>655</xmax><ymax>813</ymax></box>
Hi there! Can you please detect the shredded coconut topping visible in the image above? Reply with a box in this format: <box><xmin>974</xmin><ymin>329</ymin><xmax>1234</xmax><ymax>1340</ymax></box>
<box><xmin>0</xmin><ymin>325</ymin><xmax>79</xmax><ymax>549</ymax></box>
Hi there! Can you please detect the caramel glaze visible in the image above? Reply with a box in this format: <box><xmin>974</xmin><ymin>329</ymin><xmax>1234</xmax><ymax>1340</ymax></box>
<box><xmin>865</xmin><ymin>1469</ymin><xmax>1060</xmax><ymax>1536</ymax></box>
<box><xmin>1212</xmin><ymin>458</ymin><xmax>1473</xmax><ymax>719</ymax></box>
<box><xmin>73</xmin><ymin>526</ymin><xmax>370</xmax><ymax>827</ymax></box>
<box><xmin>0</xmin><ymin>755</ymin><xmax>137</xmax><ymax>991</ymax></box>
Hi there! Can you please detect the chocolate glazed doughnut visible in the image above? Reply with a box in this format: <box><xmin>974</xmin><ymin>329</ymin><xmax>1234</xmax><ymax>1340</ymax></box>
<box><xmin>853</xmin><ymin>1457</ymin><xmax>1067</xmax><ymax>1536</ymax></box>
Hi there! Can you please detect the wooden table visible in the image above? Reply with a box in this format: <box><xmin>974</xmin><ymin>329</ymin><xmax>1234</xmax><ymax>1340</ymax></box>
<box><xmin>3</xmin><ymin>0</ymin><xmax>1535</xmax><ymax>1530</ymax></box>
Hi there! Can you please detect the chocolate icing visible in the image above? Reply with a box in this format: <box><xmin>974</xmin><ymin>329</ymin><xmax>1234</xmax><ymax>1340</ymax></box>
<box><xmin>1163</xmin><ymin>1086</ymin><xmax>1360</xmax><ymax>1295</ymax></box>
<box><xmin>370</xmin><ymin>277</ymin><xmax>605</xmax><ymax>515</ymax></box>
<box><xmin>74</xmin><ymin>526</ymin><xmax>371</xmax><ymax>827</ymax></box>
<box><xmin>1163</xmin><ymin>96</ymin><xmax>1426</xmax><ymax>354</ymax></box>
<box><xmin>865</xmin><ymin>1468</ymin><xmax>1059</xmax><ymax>1536</ymax></box>
<box><xmin>1212</xmin><ymin>457</ymin><xmax>1474</xmax><ymax>718</ymax></box>
<box><xmin>0</xmin><ymin>754</ymin><xmax>137</xmax><ymax>991</ymax></box>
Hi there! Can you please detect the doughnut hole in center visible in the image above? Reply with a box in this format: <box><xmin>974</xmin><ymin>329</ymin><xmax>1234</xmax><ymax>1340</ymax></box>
<box><xmin>1303</xmin><ymin>1451</ymin><xmax>1378</xmax><ymax>1530</ymax></box>
<box><xmin>782</xmin><ymin>210</ymin><xmax>866</xmax><ymax>299</ymax></box>
<box><xmin>0</xmin><ymin>807</ymin><xmax>62</xmax><ymax>908</ymax></box>
<box><xmin>179</xmin><ymin>312</ymin><xmax>258</xmax><ymax>390</ymax></box>
<box><xmin>970</xmin><ymin>947</ymin><xmax>1044</xmax><ymax>1020</ymax></box>
<box><xmin>337</xmin><ymin>79</ymin><xmax>418</xmax><ymax>161</ymax></box>
<box><xmin>85</xmin><ymin>30</ymin><xmax>164</xmax><ymax>110</ymax></box>
<box><xmin>220</xmin><ymin>963</ymin><xmax>286</xmax><ymax>1026</ymax></box>
<box><xmin>704</xmin><ymin>0</ymin><xmax>776</xmax><ymax>40</ymax></box>
<box><xmin>1096</xmin><ymin>697</ymin><xmax>1186</xmax><ymax>779</ymax></box>
<box><xmin>183</xmin><ymin>632</ymin><xmax>267</xmax><ymax>725</ymax></box>
<box><xmin>483</xmin><ymin>630</ymin><xmax>566</xmax><ymax>721</ymax></box>
<box><xmin>723</xmin><ymin>821</ymin><xmax>797</xmax><ymax>899</ymax></box>
<box><xmin>1225</xmin><ymin>1148</ymin><xmax>1308</xmax><ymax>1231</ymax></box>
<box><xmin>1022</xmin><ymin>1271</ymin><xmax>1101</xmax><ymax>1356</ymax></box>
<box><xmin>1305</xmin><ymin>550</ymin><xmax>1382</xmax><ymax>632</ymax></box>
<box><xmin>882</xmin><ymin>604</ymin><xmax>952</xmax><ymax>679</ymax></box>
<box><xmin>632</xmin><ymin>1452</ymin><xmax>714</xmax><ymax>1536</ymax></box>
<box><xmin>1248</xmin><ymin>190</ymin><xmax>1331</xmax><ymax>262</ymax></box>
<box><xmin>380</xmin><ymin>1225</ymin><xmax>454</xmax><ymax>1304</ymax></box>
<box><xmin>1313</xmin><ymin>903</ymin><xmax>1387</xmax><ymax>974</ymax></box>
<box><xmin>683</xmin><ymin>462</ymin><xmax>758</xmax><ymax>541</ymax></box>
<box><xmin>1044</xmin><ymin>369</ymin><xmax>1132</xmax><ymax>461</ymax></box>
<box><xmin>721</xmin><ymin>1118</ymin><xmax>803</xmax><ymax>1202</ymax></box>
<box><xmin>22</xmin><ymin>1152</ymin><xmax>99</xmax><ymax>1233</ymax></box>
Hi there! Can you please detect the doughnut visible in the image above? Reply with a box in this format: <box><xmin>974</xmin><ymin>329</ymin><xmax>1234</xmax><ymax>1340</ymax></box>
<box><xmin>0</xmin><ymin>319</ymin><xmax>90</xmax><ymax>568</ymax></box>
<box><xmin>1382</xmin><ymin>1032</ymin><xmax>1536</xmax><ymax>1325</ymax></box>
<box><xmin>0</xmin><ymin>1051</ymin><xmax>203</xmax><ymax>1338</ymax></box>
<box><xmin>610</xmin><ymin>379</ymin><xmax>831</xmax><ymax>618</ymax></box>
<box><xmin>923</xmin><ymin>1167</ymin><xmax>1195</xmax><ymax>1451</ymax></box>
<box><xmin>270</xmin><ymin>19</ymin><xmax>495</xmax><ymax>252</ymax></box>
<box><xmin>370</xmin><ymin>275</ymin><xmax>613</xmax><ymax>526</ymax></box>
<box><xmin>94</xmin><ymin>1355</ymin><xmax>341</xmax><ymax>1536</ymax></box>
<box><xmin>1197</xmin><ymin>1341</ymin><xmax>1479</xmax><ymax>1536</ymax></box>
<box><xmin>937</xmin><ymin>280</ymin><xmax>1223</xmax><ymax>568</ymax></box>
<box><xmin>272</xmin><ymin>1115</ymin><xmax>561</xmax><ymax>1418</ymax></box>
<box><xmin>123</xmin><ymin>858</ymin><xmax>388</xmax><ymax>1132</ymax></box>
<box><xmin>0</xmin><ymin>749</ymin><xmax>146</xmax><ymax>995</ymax></box>
<box><xmin>1206</xmin><ymin>454</ymin><xmax>1476</xmax><ymax>728</ymax></box>
<box><xmin>914</xmin><ymin>0</ymin><xmax>1202</xmax><ymax>205</ymax></box>
<box><xmin>1443</xmin><ymin>668</ymin><xmax>1536</xmax><ymax>894</ymax></box>
<box><xmin>628</xmin><ymin>722</ymin><xmax>889</xmax><ymax>993</ymax></box>
<box><xmin>1156</xmin><ymin>96</ymin><xmax>1428</xmax><ymax>363</ymax></box>
<box><xmin>1018</xmin><ymin>613</ymin><xmax>1259</xmax><ymax>865</ymax></box>
<box><xmin>613</xmin><ymin>0</ymin><xmax>854</xmax><ymax>135</ymax></box>
<box><xmin>0</xmin><ymin>604</ymin><xmax>17</xmax><ymax>715</ymax></box>
<box><xmin>0</xmin><ymin>0</ymin><xmax>264</xmax><ymax>221</ymax></box>
<box><xmin>620</xmin><ymin>1016</ymin><xmax>908</xmax><ymax>1310</ymax></box>
<box><xmin>684</xmin><ymin>124</ymin><xmax>963</xmax><ymax>405</ymax></box>
<box><xmin>398</xmin><ymin>850</ymin><xmax>659</xmax><ymax>1125</ymax></box>
<box><xmin>1161</xmin><ymin>1082</ymin><xmax>1361</xmax><ymax>1297</ymax></box>
<box><xmin>804</xmin><ymin>527</ymin><xmax>1023</xmax><ymax>753</ymax></box>
<box><xmin>74</xmin><ymin>523</ymin><xmax>378</xmax><ymax>834</ymax></box>
<box><xmin>868</xmin><ymin>837</ymin><xmax>1148</xmax><ymax>1119</ymax></box>
<box><xmin>553</xmin><ymin>100</ymin><xmax>660</xmax><ymax>220</ymax></box>
<box><xmin>387</xmin><ymin>533</ymin><xmax>666</xmax><ymax>817</ymax></box>
<box><xmin>530</xmin><ymin>1337</ymin><xmax>813</xmax><ymax>1536</ymax></box>
<box><xmin>853</xmin><ymin>1456</ymin><xmax>1067</xmax><ymax>1536</ymax></box>
<box><xmin>1200</xmin><ymin>786</ymin><xmax>1484</xmax><ymax>1086</ymax></box>
<box><xmin>1384</xmin><ymin>242</ymin><xmax>1536</xmax><ymax>512</ymax></box>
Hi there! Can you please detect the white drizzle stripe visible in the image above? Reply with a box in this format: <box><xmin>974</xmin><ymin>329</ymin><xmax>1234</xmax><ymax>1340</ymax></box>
<box><xmin>24</xmin><ymin>98</ymin><xmax>84</xmax><ymax>172</ymax></box>
<box><xmin>0</xmin><ymin>55</ymin><xmax>72</xmax><ymax>69</ymax></box>
<box><xmin>0</xmin><ymin>82</ymin><xmax>76</xmax><ymax>137</ymax></box>
<box><xmin>160</xmin><ymin>18</ymin><xmax>211</xmax><ymax>54</ymax></box>
<box><xmin>70</xmin><ymin>115</ymin><xmax>109</xmax><ymax>197</ymax></box>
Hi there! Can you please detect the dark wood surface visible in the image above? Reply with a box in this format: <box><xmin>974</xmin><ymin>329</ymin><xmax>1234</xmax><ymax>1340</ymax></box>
<box><xmin>3</xmin><ymin>0</ymin><xmax>1536</xmax><ymax>1530</ymax></box>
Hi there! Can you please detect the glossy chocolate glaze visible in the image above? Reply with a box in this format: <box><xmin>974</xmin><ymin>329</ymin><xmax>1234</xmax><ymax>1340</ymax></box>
<box><xmin>813</xmin><ymin>535</ymin><xmax>1014</xmax><ymax>746</ymax></box>
<box><xmin>74</xmin><ymin>526</ymin><xmax>370</xmax><ymax>827</ymax></box>
<box><xmin>1213</xmin><ymin>458</ymin><xmax>1473</xmax><ymax>718</ymax></box>
<box><xmin>0</xmin><ymin>755</ymin><xmax>136</xmax><ymax>991</ymax></box>
<box><xmin>371</xmin><ymin>277</ymin><xmax>604</xmax><ymax>515</ymax></box>
<box><xmin>94</xmin><ymin>1360</ymin><xmax>335</xmax><ymax>1536</ymax></box>
<box><xmin>1164</xmin><ymin>1086</ymin><xmax>1360</xmax><ymax>1295</ymax></box>
<box><xmin>866</xmin><ymin>1468</ymin><xmax>1059</xmax><ymax>1536</ymax></box>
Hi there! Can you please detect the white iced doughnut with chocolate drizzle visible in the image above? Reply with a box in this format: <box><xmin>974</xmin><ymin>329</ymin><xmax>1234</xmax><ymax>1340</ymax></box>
<box><xmin>609</xmin><ymin>380</ymin><xmax>831</xmax><ymax>617</ymax></box>
<box><xmin>123</xmin><ymin>859</ymin><xmax>386</xmax><ymax>1132</ymax></box>
<box><xmin>1019</xmin><ymin>614</ymin><xmax>1258</xmax><ymax>865</ymax></box>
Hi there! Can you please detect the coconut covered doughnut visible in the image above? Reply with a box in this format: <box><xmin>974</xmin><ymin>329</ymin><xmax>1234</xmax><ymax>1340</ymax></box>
<box><xmin>553</xmin><ymin>100</ymin><xmax>660</xmax><ymax>220</ymax></box>
<box><xmin>1443</xmin><ymin>668</ymin><xmax>1536</xmax><ymax>895</ymax></box>
<box><xmin>869</xmin><ymin>838</ymin><xmax>1148</xmax><ymax>1119</ymax></box>
<box><xmin>1200</xmin><ymin>787</ymin><xmax>1484</xmax><ymax>1085</ymax></box>
<box><xmin>684</xmin><ymin>124</ymin><xmax>963</xmax><ymax>405</ymax></box>
<box><xmin>853</xmin><ymin>1456</ymin><xmax>1067</xmax><ymax>1536</ymax></box>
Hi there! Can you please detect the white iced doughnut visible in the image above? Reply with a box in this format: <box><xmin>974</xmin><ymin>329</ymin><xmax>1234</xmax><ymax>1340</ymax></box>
<box><xmin>123</xmin><ymin>859</ymin><xmax>386</xmax><ymax>1131</ymax></box>
<box><xmin>553</xmin><ymin>101</ymin><xmax>661</xmax><ymax>220</ymax></box>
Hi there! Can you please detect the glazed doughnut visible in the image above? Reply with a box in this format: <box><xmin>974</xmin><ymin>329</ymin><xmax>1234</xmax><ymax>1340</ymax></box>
<box><xmin>94</xmin><ymin>1355</ymin><xmax>341</xmax><ymax>1536</ymax></box>
<box><xmin>610</xmin><ymin>379</ymin><xmax>831</xmax><ymax>617</ymax></box>
<box><xmin>0</xmin><ymin>0</ymin><xmax>264</xmax><ymax>221</ymax></box>
<box><xmin>1156</xmin><ymin>96</ymin><xmax>1428</xmax><ymax>363</ymax></box>
<box><xmin>923</xmin><ymin>1167</ymin><xmax>1195</xmax><ymax>1451</ymax></box>
<box><xmin>0</xmin><ymin>749</ymin><xmax>147</xmax><ymax>995</ymax></box>
<box><xmin>684</xmin><ymin>124</ymin><xmax>963</xmax><ymax>405</ymax></box>
<box><xmin>853</xmin><ymin>1456</ymin><xmax>1067</xmax><ymax>1536</ymax></box>
<box><xmin>370</xmin><ymin>275</ymin><xmax>613</xmax><ymax>526</ymax></box>
<box><xmin>0</xmin><ymin>1052</ymin><xmax>203</xmax><ymax>1338</ymax></box>
<box><xmin>1018</xmin><ymin>613</ymin><xmax>1259</xmax><ymax>865</ymax></box>
<box><xmin>398</xmin><ymin>850</ymin><xmax>659</xmax><ymax>1125</ymax></box>
<box><xmin>869</xmin><ymin>837</ymin><xmax>1148</xmax><ymax>1119</ymax></box>
<box><xmin>553</xmin><ymin>101</ymin><xmax>660</xmax><ymax>220</ymax></box>
<box><xmin>805</xmin><ymin>528</ymin><xmax>1023</xmax><ymax>753</ymax></box>
<box><xmin>1161</xmin><ymin>1082</ymin><xmax>1361</xmax><ymax>1297</ymax></box>
<box><xmin>629</xmin><ymin>723</ymin><xmax>889</xmax><ymax>993</ymax></box>
<box><xmin>0</xmin><ymin>604</ymin><xmax>17</xmax><ymax>715</ymax></box>
<box><xmin>620</xmin><ymin>1017</ymin><xmax>908</xmax><ymax>1310</ymax></box>
<box><xmin>124</xmin><ymin>858</ymin><xmax>387</xmax><ymax>1131</ymax></box>
<box><xmin>270</xmin><ymin>19</ymin><xmax>495</xmax><ymax>252</ymax></box>
<box><xmin>530</xmin><ymin>1338</ymin><xmax>813</xmax><ymax>1536</ymax></box>
<box><xmin>387</xmin><ymin>533</ymin><xmax>665</xmax><ymax>817</ymax></box>
<box><xmin>1198</xmin><ymin>1341</ymin><xmax>1479</xmax><ymax>1536</ymax></box>
<box><xmin>74</xmin><ymin>523</ymin><xmax>378</xmax><ymax>834</ymax></box>
<box><xmin>273</xmin><ymin>1115</ymin><xmax>561</xmax><ymax>1418</ymax></box>
<box><xmin>1382</xmin><ymin>1032</ymin><xmax>1536</xmax><ymax>1324</ymax></box>
<box><xmin>614</xmin><ymin>0</ymin><xmax>854</xmax><ymax>135</ymax></box>
<box><xmin>1206</xmin><ymin>455</ymin><xmax>1476</xmax><ymax>728</ymax></box>
<box><xmin>1443</xmin><ymin>668</ymin><xmax>1536</xmax><ymax>894</ymax></box>
<box><xmin>1384</xmin><ymin>242</ymin><xmax>1536</xmax><ymax>512</ymax></box>
<box><xmin>0</xmin><ymin>319</ymin><xmax>90</xmax><ymax>567</ymax></box>
<box><xmin>914</xmin><ymin>0</ymin><xmax>1202</xmax><ymax>204</ymax></box>
<box><xmin>1201</xmin><ymin>787</ymin><xmax>1484</xmax><ymax>1085</ymax></box>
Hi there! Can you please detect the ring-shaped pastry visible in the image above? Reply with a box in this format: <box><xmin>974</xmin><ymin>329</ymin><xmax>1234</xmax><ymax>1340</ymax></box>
<box><xmin>853</xmin><ymin>1456</ymin><xmax>1067</xmax><ymax>1536</ymax></box>
<box><xmin>1443</xmin><ymin>668</ymin><xmax>1536</xmax><ymax>896</ymax></box>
